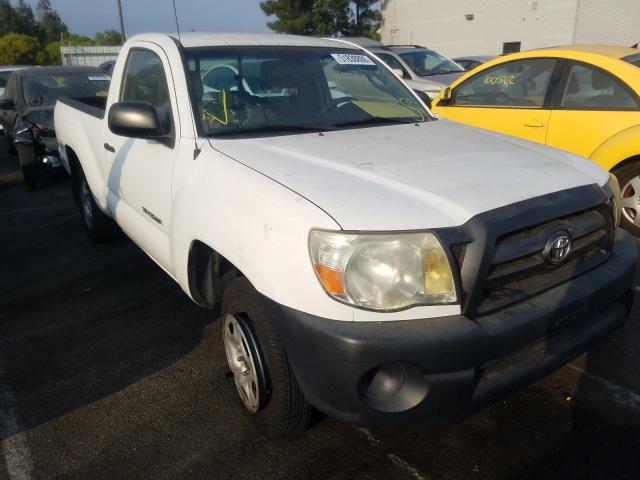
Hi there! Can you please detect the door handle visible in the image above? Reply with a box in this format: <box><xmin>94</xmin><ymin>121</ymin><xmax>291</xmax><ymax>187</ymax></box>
<box><xmin>523</xmin><ymin>120</ymin><xmax>545</xmax><ymax>128</ymax></box>
<box><xmin>103</xmin><ymin>142</ymin><xmax>115</xmax><ymax>153</ymax></box>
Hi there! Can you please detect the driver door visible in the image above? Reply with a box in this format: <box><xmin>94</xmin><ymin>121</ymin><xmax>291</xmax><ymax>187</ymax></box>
<box><xmin>435</xmin><ymin>58</ymin><xmax>558</xmax><ymax>144</ymax></box>
<box><xmin>102</xmin><ymin>45</ymin><xmax>179</xmax><ymax>271</ymax></box>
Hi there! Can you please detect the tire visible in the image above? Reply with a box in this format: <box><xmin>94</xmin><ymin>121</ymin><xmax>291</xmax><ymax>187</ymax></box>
<box><xmin>16</xmin><ymin>144</ymin><xmax>39</xmax><ymax>189</ymax></box>
<box><xmin>613</xmin><ymin>161</ymin><xmax>640</xmax><ymax>237</ymax></box>
<box><xmin>75</xmin><ymin>167</ymin><xmax>120</xmax><ymax>242</ymax></box>
<box><xmin>221</xmin><ymin>277</ymin><xmax>313</xmax><ymax>438</ymax></box>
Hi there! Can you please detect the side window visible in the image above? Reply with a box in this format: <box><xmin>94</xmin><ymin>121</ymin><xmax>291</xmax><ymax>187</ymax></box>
<box><xmin>121</xmin><ymin>49</ymin><xmax>172</xmax><ymax>134</ymax></box>
<box><xmin>4</xmin><ymin>75</ymin><xmax>16</xmax><ymax>100</ymax></box>
<box><xmin>559</xmin><ymin>63</ymin><xmax>640</xmax><ymax>110</ymax></box>
<box><xmin>377</xmin><ymin>53</ymin><xmax>409</xmax><ymax>78</ymax></box>
<box><xmin>453</xmin><ymin>59</ymin><xmax>557</xmax><ymax>108</ymax></box>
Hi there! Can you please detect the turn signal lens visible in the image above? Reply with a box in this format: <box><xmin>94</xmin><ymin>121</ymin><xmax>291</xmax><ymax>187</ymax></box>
<box><xmin>315</xmin><ymin>264</ymin><xmax>345</xmax><ymax>296</ymax></box>
<box><xmin>423</xmin><ymin>247</ymin><xmax>457</xmax><ymax>301</ymax></box>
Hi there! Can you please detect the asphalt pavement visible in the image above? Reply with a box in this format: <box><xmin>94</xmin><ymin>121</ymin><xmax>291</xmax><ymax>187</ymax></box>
<box><xmin>1</xmin><ymin>151</ymin><xmax>639</xmax><ymax>480</ymax></box>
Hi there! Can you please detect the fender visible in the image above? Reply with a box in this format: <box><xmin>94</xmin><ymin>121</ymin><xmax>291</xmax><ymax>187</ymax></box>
<box><xmin>54</xmin><ymin>103</ymin><xmax>110</xmax><ymax>213</ymax></box>
<box><xmin>590</xmin><ymin>124</ymin><xmax>640</xmax><ymax>172</ymax></box>
<box><xmin>12</xmin><ymin>118</ymin><xmax>34</xmax><ymax>145</ymax></box>
<box><xmin>167</xmin><ymin>147</ymin><xmax>358</xmax><ymax>321</ymax></box>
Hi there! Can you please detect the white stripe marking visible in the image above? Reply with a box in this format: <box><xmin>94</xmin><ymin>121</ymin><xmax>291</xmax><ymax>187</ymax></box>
<box><xmin>567</xmin><ymin>363</ymin><xmax>640</xmax><ymax>410</ymax></box>
<box><xmin>0</xmin><ymin>363</ymin><xmax>33</xmax><ymax>480</ymax></box>
<box><xmin>357</xmin><ymin>427</ymin><xmax>425</xmax><ymax>480</ymax></box>
<box><xmin>387</xmin><ymin>454</ymin><xmax>427</xmax><ymax>480</ymax></box>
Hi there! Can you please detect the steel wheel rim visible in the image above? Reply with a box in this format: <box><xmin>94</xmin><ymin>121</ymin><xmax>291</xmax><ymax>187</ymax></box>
<box><xmin>223</xmin><ymin>314</ymin><xmax>262</xmax><ymax>413</ymax></box>
<box><xmin>620</xmin><ymin>175</ymin><xmax>640</xmax><ymax>227</ymax></box>
<box><xmin>80</xmin><ymin>181</ymin><xmax>93</xmax><ymax>227</ymax></box>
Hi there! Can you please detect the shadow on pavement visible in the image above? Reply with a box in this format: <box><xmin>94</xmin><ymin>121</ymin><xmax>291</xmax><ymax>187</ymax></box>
<box><xmin>0</xmin><ymin>179</ymin><xmax>212</xmax><ymax>439</ymax></box>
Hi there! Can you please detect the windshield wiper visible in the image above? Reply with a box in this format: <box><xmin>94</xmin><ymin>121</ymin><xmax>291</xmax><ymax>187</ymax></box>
<box><xmin>211</xmin><ymin>124</ymin><xmax>335</xmax><ymax>136</ymax></box>
<box><xmin>420</xmin><ymin>70</ymin><xmax>462</xmax><ymax>76</ymax></box>
<box><xmin>334</xmin><ymin>117</ymin><xmax>419</xmax><ymax>128</ymax></box>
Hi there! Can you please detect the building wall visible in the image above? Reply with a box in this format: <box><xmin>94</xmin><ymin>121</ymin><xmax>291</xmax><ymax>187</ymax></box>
<box><xmin>573</xmin><ymin>0</ymin><xmax>640</xmax><ymax>46</ymax></box>
<box><xmin>380</xmin><ymin>0</ymin><xmax>581</xmax><ymax>57</ymax></box>
<box><xmin>60</xmin><ymin>46</ymin><xmax>121</xmax><ymax>68</ymax></box>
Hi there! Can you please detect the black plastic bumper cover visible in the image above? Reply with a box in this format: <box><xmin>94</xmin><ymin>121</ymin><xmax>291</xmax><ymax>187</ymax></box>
<box><xmin>266</xmin><ymin>231</ymin><xmax>637</xmax><ymax>428</ymax></box>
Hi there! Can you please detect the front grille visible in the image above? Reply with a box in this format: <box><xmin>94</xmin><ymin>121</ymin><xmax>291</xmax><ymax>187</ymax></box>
<box><xmin>477</xmin><ymin>204</ymin><xmax>613</xmax><ymax>315</ymax></box>
<box><xmin>435</xmin><ymin>185</ymin><xmax>615</xmax><ymax>319</ymax></box>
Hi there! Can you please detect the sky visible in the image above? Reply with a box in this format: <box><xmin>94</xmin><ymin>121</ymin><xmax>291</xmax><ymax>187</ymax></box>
<box><xmin>25</xmin><ymin>0</ymin><xmax>272</xmax><ymax>38</ymax></box>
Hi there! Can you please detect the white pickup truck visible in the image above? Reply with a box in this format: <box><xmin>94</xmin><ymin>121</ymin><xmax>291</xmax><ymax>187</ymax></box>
<box><xmin>54</xmin><ymin>33</ymin><xmax>637</xmax><ymax>438</ymax></box>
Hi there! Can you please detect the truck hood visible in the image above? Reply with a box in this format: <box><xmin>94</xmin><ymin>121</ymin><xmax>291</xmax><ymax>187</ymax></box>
<box><xmin>210</xmin><ymin>120</ymin><xmax>608</xmax><ymax>230</ymax></box>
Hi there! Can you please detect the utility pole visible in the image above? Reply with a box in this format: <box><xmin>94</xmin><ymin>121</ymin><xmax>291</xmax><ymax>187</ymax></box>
<box><xmin>117</xmin><ymin>0</ymin><xmax>126</xmax><ymax>43</ymax></box>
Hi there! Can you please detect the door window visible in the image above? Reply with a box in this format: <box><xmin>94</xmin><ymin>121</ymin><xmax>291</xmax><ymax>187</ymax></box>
<box><xmin>376</xmin><ymin>53</ymin><xmax>409</xmax><ymax>78</ymax></box>
<box><xmin>559</xmin><ymin>63</ymin><xmax>640</xmax><ymax>110</ymax></box>
<box><xmin>452</xmin><ymin>59</ymin><xmax>556</xmax><ymax>108</ymax></box>
<box><xmin>121</xmin><ymin>49</ymin><xmax>173</xmax><ymax>134</ymax></box>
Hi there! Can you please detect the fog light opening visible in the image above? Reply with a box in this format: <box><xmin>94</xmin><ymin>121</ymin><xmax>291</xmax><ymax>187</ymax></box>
<box><xmin>359</xmin><ymin>362</ymin><xmax>429</xmax><ymax>413</ymax></box>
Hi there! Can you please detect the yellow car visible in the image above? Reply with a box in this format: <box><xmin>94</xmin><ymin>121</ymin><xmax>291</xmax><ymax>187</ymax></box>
<box><xmin>432</xmin><ymin>45</ymin><xmax>640</xmax><ymax>234</ymax></box>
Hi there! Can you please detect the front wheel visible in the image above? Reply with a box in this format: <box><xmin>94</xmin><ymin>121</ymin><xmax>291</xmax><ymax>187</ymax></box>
<box><xmin>614</xmin><ymin>162</ymin><xmax>640</xmax><ymax>236</ymax></box>
<box><xmin>221</xmin><ymin>277</ymin><xmax>314</xmax><ymax>438</ymax></box>
<box><xmin>75</xmin><ymin>168</ymin><xmax>120</xmax><ymax>242</ymax></box>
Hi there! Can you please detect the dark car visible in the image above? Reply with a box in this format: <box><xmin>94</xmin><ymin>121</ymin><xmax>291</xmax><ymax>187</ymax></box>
<box><xmin>0</xmin><ymin>66</ymin><xmax>110</xmax><ymax>187</ymax></box>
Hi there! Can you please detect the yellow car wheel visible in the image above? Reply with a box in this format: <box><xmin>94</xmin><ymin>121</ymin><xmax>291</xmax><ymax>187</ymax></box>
<box><xmin>614</xmin><ymin>161</ymin><xmax>640</xmax><ymax>236</ymax></box>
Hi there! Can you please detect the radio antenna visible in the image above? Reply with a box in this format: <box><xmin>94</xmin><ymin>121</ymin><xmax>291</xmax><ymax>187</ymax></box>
<box><xmin>171</xmin><ymin>0</ymin><xmax>181</xmax><ymax>40</ymax></box>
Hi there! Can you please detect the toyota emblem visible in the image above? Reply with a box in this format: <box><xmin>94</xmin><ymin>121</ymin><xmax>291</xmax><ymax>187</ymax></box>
<box><xmin>544</xmin><ymin>231</ymin><xmax>573</xmax><ymax>265</ymax></box>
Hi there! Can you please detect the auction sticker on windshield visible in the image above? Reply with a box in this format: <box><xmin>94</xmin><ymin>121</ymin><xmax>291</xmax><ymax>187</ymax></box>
<box><xmin>331</xmin><ymin>53</ymin><xmax>376</xmax><ymax>66</ymax></box>
<box><xmin>88</xmin><ymin>76</ymin><xmax>111</xmax><ymax>81</ymax></box>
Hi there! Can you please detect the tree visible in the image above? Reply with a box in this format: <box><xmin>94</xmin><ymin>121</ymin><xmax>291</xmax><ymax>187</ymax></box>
<box><xmin>42</xmin><ymin>41</ymin><xmax>61</xmax><ymax>64</ymax></box>
<box><xmin>350</xmin><ymin>0</ymin><xmax>380</xmax><ymax>39</ymax></box>
<box><xmin>95</xmin><ymin>29</ymin><xmax>123</xmax><ymax>46</ymax></box>
<box><xmin>15</xmin><ymin>0</ymin><xmax>43</xmax><ymax>40</ymax></box>
<box><xmin>260</xmin><ymin>0</ymin><xmax>316</xmax><ymax>35</ymax></box>
<box><xmin>0</xmin><ymin>33</ymin><xmax>41</xmax><ymax>64</ymax></box>
<box><xmin>0</xmin><ymin>0</ymin><xmax>17</xmax><ymax>37</ymax></box>
<box><xmin>261</xmin><ymin>0</ymin><xmax>380</xmax><ymax>38</ymax></box>
<box><xmin>36</xmin><ymin>0</ymin><xmax>68</xmax><ymax>44</ymax></box>
<box><xmin>313</xmin><ymin>0</ymin><xmax>350</xmax><ymax>36</ymax></box>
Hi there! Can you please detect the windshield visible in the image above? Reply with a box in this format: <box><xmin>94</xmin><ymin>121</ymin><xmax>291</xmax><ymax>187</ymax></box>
<box><xmin>185</xmin><ymin>46</ymin><xmax>430</xmax><ymax>137</ymax></box>
<box><xmin>399</xmin><ymin>50</ymin><xmax>465</xmax><ymax>77</ymax></box>
<box><xmin>22</xmin><ymin>72</ymin><xmax>110</xmax><ymax>107</ymax></box>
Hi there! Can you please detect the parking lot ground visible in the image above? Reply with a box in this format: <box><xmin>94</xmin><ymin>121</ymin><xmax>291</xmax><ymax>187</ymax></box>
<box><xmin>1</xmin><ymin>175</ymin><xmax>639</xmax><ymax>480</ymax></box>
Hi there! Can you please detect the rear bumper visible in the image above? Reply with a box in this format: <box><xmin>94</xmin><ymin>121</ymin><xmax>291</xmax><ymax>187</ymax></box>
<box><xmin>267</xmin><ymin>231</ymin><xmax>636</xmax><ymax>428</ymax></box>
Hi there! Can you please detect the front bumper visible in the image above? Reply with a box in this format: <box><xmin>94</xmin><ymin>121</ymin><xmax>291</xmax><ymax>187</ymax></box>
<box><xmin>267</xmin><ymin>231</ymin><xmax>636</xmax><ymax>428</ymax></box>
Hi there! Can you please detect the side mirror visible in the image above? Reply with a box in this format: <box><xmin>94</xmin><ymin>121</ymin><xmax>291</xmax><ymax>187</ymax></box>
<box><xmin>392</xmin><ymin>68</ymin><xmax>405</xmax><ymax>78</ymax></box>
<box><xmin>413</xmin><ymin>90</ymin><xmax>432</xmax><ymax>110</ymax></box>
<box><xmin>108</xmin><ymin>101</ymin><xmax>165</xmax><ymax>140</ymax></box>
<box><xmin>0</xmin><ymin>98</ymin><xmax>15</xmax><ymax>110</ymax></box>
<box><xmin>442</xmin><ymin>87</ymin><xmax>452</xmax><ymax>101</ymax></box>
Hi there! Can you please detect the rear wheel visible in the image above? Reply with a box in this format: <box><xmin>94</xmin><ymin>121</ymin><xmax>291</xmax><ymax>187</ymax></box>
<box><xmin>16</xmin><ymin>144</ymin><xmax>39</xmax><ymax>189</ymax></box>
<box><xmin>221</xmin><ymin>277</ymin><xmax>314</xmax><ymax>438</ymax></box>
<box><xmin>75</xmin><ymin>167</ymin><xmax>120</xmax><ymax>242</ymax></box>
<box><xmin>614</xmin><ymin>162</ymin><xmax>640</xmax><ymax>236</ymax></box>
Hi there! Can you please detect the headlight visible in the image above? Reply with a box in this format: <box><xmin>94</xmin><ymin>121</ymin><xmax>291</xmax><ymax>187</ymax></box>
<box><xmin>309</xmin><ymin>230</ymin><xmax>458</xmax><ymax>311</ymax></box>
<box><xmin>603</xmin><ymin>173</ymin><xmax>622</xmax><ymax>228</ymax></box>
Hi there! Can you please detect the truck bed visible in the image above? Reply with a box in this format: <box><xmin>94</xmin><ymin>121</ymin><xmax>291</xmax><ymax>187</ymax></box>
<box><xmin>58</xmin><ymin>96</ymin><xmax>107</xmax><ymax>119</ymax></box>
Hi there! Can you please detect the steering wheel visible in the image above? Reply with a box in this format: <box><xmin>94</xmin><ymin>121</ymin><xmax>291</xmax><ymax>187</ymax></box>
<box><xmin>202</xmin><ymin>65</ymin><xmax>254</xmax><ymax>95</ymax></box>
<box><xmin>321</xmin><ymin>96</ymin><xmax>354</xmax><ymax>114</ymax></box>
